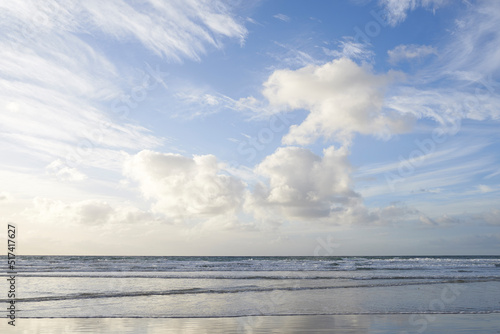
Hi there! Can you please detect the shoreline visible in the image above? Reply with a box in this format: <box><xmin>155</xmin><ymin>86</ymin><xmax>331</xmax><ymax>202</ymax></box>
<box><xmin>10</xmin><ymin>310</ymin><xmax>500</xmax><ymax>318</ymax></box>
<box><xmin>2</xmin><ymin>314</ymin><xmax>499</xmax><ymax>333</ymax></box>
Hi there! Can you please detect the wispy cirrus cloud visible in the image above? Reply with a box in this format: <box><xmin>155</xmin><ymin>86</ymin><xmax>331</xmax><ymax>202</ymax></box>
<box><xmin>385</xmin><ymin>1</ymin><xmax>500</xmax><ymax>125</ymax></box>
<box><xmin>0</xmin><ymin>0</ymin><xmax>247</xmax><ymax>174</ymax></box>
<box><xmin>378</xmin><ymin>0</ymin><xmax>450</xmax><ymax>27</ymax></box>
<box><xmin>273</xmin><ymin>13</ymin><xmax>290</xmax><ymax>22</ymax></box>
<box><xmin>323</xmin><ymin>38</ymin><xmax>375</xmax><ymax>62</ymax></box>
<box><xmin>0</xmin><ymin>0</ymin><xmax>247</xmax><ymax>62</ymax></box>
<box><xmin>356</xmin><ymin>137</ymin><xmax>498</xmax><ymax>199</ymax></box>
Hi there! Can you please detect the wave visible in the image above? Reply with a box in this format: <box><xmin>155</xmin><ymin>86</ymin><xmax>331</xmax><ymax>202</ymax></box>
<box><xmin>2</xmin><ymin>273</ymin><xmax>499</xmax><ymax>281</ymax></box>
<box><xmin>0</xmin><ymin>278</ymin><xmax>492</xmax><ymax>304</ymax></box>
<box><xmin>6</xmin><ymin>255</ymin><xmax>500</xmax><ymax>273</ymax></box>
<box><xmin>9</xmin><ymin>310</ymin><xmax>500</xmax><ymax>319</ymax></box>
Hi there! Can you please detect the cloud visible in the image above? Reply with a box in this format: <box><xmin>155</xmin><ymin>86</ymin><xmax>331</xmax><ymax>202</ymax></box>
<box><xmin>246</xmin><ymin>146</ymin><xmax>360</xmax><ymax>221</ymax></box>
<box><xmin>122</xmin><ymin>148</ymin><xmax>414</xmax><ymax>228</ymax></box>
<box><xmin>416</xmin><ymin>209</ymin><xmax>500</xmax><ymax>227</ymax></box>
<box><xmin>82</xmin><ymin>1</ymin><xmax>247</xmax><ymax>61</ymax></box>
<box><xmin>441</xmin><ymin>0</ymin><xmax>500</xmax><ymax>81</ymax></box>
<box><xmin>263</xmin><ymin>57</ymin><xmax>414</xmax><ymax>145</ymax></box>
<box><xmin>0</xmin><ymin>0</ymin><xmax>248</xmax><ymax>176</ymax></box>
<box><xmin>168</xmin><ymin>85</ymin><xmax>271</xmax><ymax>119</ymax></box>
<box><xmin>1</xmin><ymin>1</ymin><xmax>247</xmax><ymax>62</ymax></box>
<box><xmin>124</xmin><ymin>150</ymin><xmax>246</xmax><ymax>224</ymax></box>
<box><xmin>268</xmin><ymin>42</ymin><xmax>319</xmax><ymax>69</ymax></box>
<box><xmin>0</xmin><ymin>192</ymin><xmax>12</xmax><ymax>202</ymax></box>
<box><xmin>379</xmin><ymin>0</ymin><xmax>450</xmax><ymax>27</ymax></box>
<box><xmin>29</xmin><ymin>198</ymin><xmax>160</xmax><ymax>226</ymax></box>
<box><xmin>480</xmin><ymin>209</ymin><xmax>500</xmax><ymax>225</ymax></box>
<box><xmin>46</xmin><ymin>159</ymin><xmax>87</xmax><ymax>182</ymax></box>
<box><xmin>0</xmin><ymin>4</ymin><xmax>176</xmax><ymax>176</ymax></box>
<box><xmin>388</xmin><ymin>44</ymin><xmax>437</xmax><ymax>64</ymax></box>
<box><xmin>419</xmin><ymin>214</ymin><xmax>438</xmax><ymax>225</ymax></box>
<box><xmin>273</xmin><ymin>14</ymin><xmax>290</xmax><ymax>22</ymax></box>
<box><xmin>384</xmin><ymin>1</ymin><xmax>500</xmax><ymax>126</ymax></box>
<box><xmin>477</xmin><ymin>184</ymin><xmax>493</xmax><ymax>193</ymax></box>
<box><xmin>323</xmin><ymin>38</ymin><xmax>374</xmax><ymax>62</ymax></box>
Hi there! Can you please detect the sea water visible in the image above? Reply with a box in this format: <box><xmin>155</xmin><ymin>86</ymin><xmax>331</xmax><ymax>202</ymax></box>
<box><xmin>1</xmin><ymin>256</ymin><xmax>499</xmax><ymax>321</ymax></box>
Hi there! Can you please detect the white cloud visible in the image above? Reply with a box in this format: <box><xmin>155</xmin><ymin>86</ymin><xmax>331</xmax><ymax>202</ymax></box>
<box><xmin>356</xmin><ymin>139</ymin><xmax>491</xmax><ymax>179</ymax></box>
<box><xmin>122</xmin><ymin>148</ymin><xmax>414</xmax><ymax>228</ymax></box>
<box><xmin>263</xmin><ymin>57</ymin><xmax>414</xmax><ymax>145</ymax></box>
<box><xmin>83</xmin><ymin>0</ymin><xmax>247</xmax><ymax>61</ymax></box>
<box><xmin>0</xmin><ymin>4</ymin><xmax>173</xmax><ymax>176</ymax></box>
<box><xmin>0</xmin><ymin>1</ymin><xmax>247</xmax><ymax>62</ymax></box>
<box><xmin>364</xmin><ymin>155</ymin><xmax>496</xmax><ymax>199</ymax></box>
<box><xmin>441</xmin><ymin>0</ymin><xmax>500</xmax><ymax>81</ymax></box>
<box><xmin>477</xmin><ymin>184</ymin><xmax>493</xmax><ymax>193</ymax></box>
<box><xmin>169</xmin><ymin>86</ymin><xmax>271</xmax><ymax>119</ymax></box>
<box><xmin>46</xmin><ymin>159</ymin><xmax>87</xmax><ymax>182</ymax></box>
<box><xmin>485</xmin><ymin>169</ymin><xmax>500</xmax><ymax>179</ymax></box>
<box><xmin>323</xmin><ymin>38</ymin><xmax>374</xmax><ymax>62</ymax></box>
<box><xmin>29</xmin><ymin>197</ymin><xmax>160</xmax><ymax>226</ymax></box>
<box><xmin>0</xmin><ymin>77</ymin><xmax>163</xmax><ymax>168</ymax></box>
<box><xmin>388</xmin><ymin>44</ymin><xmax>437</xmax><ymax>64</ymax></box>
<box><xmin>246</xmin><ymin>146</ymin><xmax>360</xmax><ymax>221</ymax></box>
<box><xmin>273</xmin><ymin>14</ymin><xmax>290</xmax><ymax>22</ymax></box>
<box><xmin>124</xmin><ymin>150</ymin><xmax>246</xmax><ymax>224</ymax></box>
<box><xmin>379</xmin><ymin>0</ymin><xmax>449</xmax><ymax>27</ymax></box>
<box><xmin>384</xmin><ymin>1</ymin><xmax>500</xmax><ymax>126</ymax></box>
<box><xmin>0</xmin><ymin>0</ymin><xmax>248</xmax><ymax>174</ymax></box>
<box><xmin>268</xmin><ymin>42</ymin><xmax>319</xmax><ymax>69</ymax></box>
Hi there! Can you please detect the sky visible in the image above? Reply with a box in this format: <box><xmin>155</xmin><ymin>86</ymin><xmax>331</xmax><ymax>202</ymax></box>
<box><xmin>1</xmin><ymin>0</ymin><xmax>499</xmax><ymax>256</ymax></box>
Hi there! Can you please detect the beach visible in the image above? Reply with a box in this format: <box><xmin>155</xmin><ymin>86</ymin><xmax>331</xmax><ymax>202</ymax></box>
<box><xmin>1</xmin><ymin>256</ymin><xmax>499</xmax><ymax>332</ymax></box>
<box><xmin>2</xmin><ymin>315</ymin><xmax>500</xmax><ymax>333</ymax></box>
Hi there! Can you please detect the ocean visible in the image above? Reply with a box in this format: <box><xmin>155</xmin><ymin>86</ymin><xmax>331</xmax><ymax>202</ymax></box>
<box><xmin>1</xmin><ymin>256</ymin><xmax>500</xmax><ymax>332</ymax></box>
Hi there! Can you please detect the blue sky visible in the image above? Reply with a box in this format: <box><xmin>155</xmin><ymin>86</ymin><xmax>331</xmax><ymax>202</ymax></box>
<box><xmin>1</xmin><ymin>0</ymin><xmax>499</xmax><ymax>255</ymax></box>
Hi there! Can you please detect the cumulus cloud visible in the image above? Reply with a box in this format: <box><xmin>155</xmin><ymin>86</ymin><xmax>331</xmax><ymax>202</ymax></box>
<box><xmin>246</xmin><ymin>146</ymin><xmax>360</xmax><ymax>221</ymax></box>
<box><xmin>121</xmin><ymin>148</ymin><xmax>416</xmax><ymax>228</ymax></box>
<box><xmin>244</xmin><ymin>146</ymin><xmax>417</xmax><ymax>226</ymax></box>
<box><xmin>379</xmin><ymin>0</ymin><xmax>449</xmax><ymax>27</ymax></box>
<box><xmin>263</xmin><ymin>57</ymin><xmax>414</xmax><ymax>145</ymax></box>
<box><xmin>388</xmin><ymin>44</ymin><xmax>437</xmax><ymax>64</ymax></box>
<box><xmin>124</xmin><ymin>150</ymin><xmax>246</xmax><ymax>223</ymax></box>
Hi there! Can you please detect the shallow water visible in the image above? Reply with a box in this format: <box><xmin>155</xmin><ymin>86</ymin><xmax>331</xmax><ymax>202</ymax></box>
<box><xmin>2</xmin><ymin>315</ymin><xmax>500</xmax><ymax>333</ymax></box>
<box><xmin>1</xmin><ymin>256</ymin><xmax>499</xmax><ymax>323</ymax></box>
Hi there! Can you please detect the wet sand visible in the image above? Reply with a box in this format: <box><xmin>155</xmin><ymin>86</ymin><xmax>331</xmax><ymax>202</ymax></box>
<box><xmin>2</xmin><ymin>314</ymin><xmax>499</xmax><ymax>333</ymax></box>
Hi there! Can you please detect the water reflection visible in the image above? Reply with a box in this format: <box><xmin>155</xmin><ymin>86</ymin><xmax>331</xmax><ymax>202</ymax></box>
<box><xmin>1</xmin><ymin>315</ymin><xmax>499</xmax><ymax>333</ymax></box>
